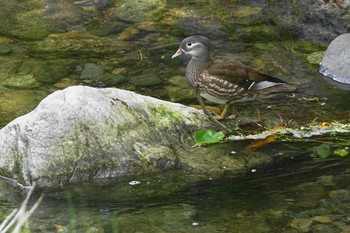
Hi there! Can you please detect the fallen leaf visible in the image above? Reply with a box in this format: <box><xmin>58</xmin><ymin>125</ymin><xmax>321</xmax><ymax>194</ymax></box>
<box><xmin>334</xmin><ymin>148</ymin><xmax>349</xmax><ymax>157</ymax></box>
<box><xmin>194</xmin><ymin>129</ymin><xmax>225</xmax><ymax>146</ymax></box>
<box><xmin>321</xmin><ymin>122</ymin><xmax>330</xmax><ymax>128</ymax></box>
<box><xmin>247</xmin><ymin>134</ymin><xmax>279</xmax><ymax>151</ymax></box>
<box><xmin>313</xmin><ymin>144</ymin><xmax>332</xmax><ymax>158</ymax></box>
<box><xmin>54</xmin><ymin>224</ymin><xmax>64</xmax><ymax>232</ymax></box>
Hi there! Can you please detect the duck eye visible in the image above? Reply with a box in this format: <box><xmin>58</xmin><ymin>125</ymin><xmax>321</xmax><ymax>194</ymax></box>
<box><xmin>187</xmin><ymin>42</ymin><xmax>192</xmax><ymax>47</ymax></box>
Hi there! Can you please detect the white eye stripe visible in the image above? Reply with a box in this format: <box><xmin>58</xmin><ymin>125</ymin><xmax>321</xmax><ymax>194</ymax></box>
<box><xmin>186</xmin><ymin>42</ymin><xmax>200</xmax><ymax>48</ymax></box>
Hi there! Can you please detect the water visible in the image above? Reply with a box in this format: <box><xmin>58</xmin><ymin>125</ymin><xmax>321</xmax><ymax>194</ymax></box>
<box><xmin>1</xmin><ymin>153</ymin><xmax>349</xmax><ymax>232</ymax></box>
<box><xmin>0</xmin><ymin>0</ymin><xmax>350</xmax><ymax>232</ymax></box>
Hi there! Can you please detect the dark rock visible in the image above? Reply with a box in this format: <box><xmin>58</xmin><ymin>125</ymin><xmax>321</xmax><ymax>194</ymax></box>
<box><xmin>80</xmin><ymin>63</ymin><xmax>104</xmax><ymax>81</ymax></box>
<box><xmin>265</xmin><ymin>0</ymin><xmax>350</xmax><ymax>41</ymax></box>
<box><xmin>115</xmin><ymin>0</ymin><xmax>167</xmax><ymax>22</ymax></box>
<box><xmin>102</xmin><ymin>73</ymin><xmax>128</xmax><ymax>86</ymax></box>
<box><xmin>0</xmin><ymin>1</ymin><xmax>55</xmax><ymax>40</ymax></box>
<box><xmin>129</xmin><ymin>74</ymin><xmax>162</xmax><ymax>86</ymax></box>
<box><xmin>3</xmin><ymin>74</ymin><xmax>42</xmax><ymax>89</ymax></box>
<box><xmin>18</xmin><ymin>59</ymin><xmax>72</xmax><ymax>84</ymax></box>
<box><xmin>0</xmin><ymin>45</ymin><xmax>11</xmax><ymax>55</ymax></box>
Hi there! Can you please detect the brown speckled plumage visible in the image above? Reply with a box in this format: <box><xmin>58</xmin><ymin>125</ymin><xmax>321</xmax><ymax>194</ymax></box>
<box><xmin>172</xmin><ymin>35</ymin><xmax>296</xmax><ymax>131</ymax></box>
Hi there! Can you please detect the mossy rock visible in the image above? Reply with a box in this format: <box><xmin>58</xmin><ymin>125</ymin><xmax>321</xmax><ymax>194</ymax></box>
<box><xmin>18</xmin><ymin>59</ymin><xmax>72</xmax><ymax>84</ymax></box>
<box><xmin>0</xmin><ymin>1</ymin><xmax>55</xmax><ymax>40</ymax></box>
<box><xmin>3</xmin><ymin>74</ymin><xmax>43</xmax><ymax>89</ymax></box>
<box><xmin>115</xmin><ymin>0</ymin><xmax>167</xmax><ymax>22</ymax></box>
<box><xmin>0</xmin><ymin>45</ymin><xmax>11</xmax><ymax>55</ymax></box>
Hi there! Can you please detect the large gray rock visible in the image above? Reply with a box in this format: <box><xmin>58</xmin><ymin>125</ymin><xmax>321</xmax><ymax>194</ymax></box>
<box><xmin>0</xmin><ymin>86</ymin><xmax>272</xmax><ymax>189</ymax></box>
<box><xmin>320</xmin><ymin>33</ymin><xmax>350</xmax><ymax>86</ymax></box>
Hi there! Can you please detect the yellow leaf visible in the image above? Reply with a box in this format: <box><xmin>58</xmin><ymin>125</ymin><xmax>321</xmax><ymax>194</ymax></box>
<box><xmin>272</xmin><ymin>124</ymin><xmax>284</xmax><ymax>130</ymax></box>
<box><xmin>321</xmin><ymin>122</ymin><xmax>330</xmax><ymax>128</ymax></box>
<box><xmin>247</xmin><ymin>135</ymin><xmax>279</xmax><ymax>151</ymax></box>
<box><xmin>334</xmin><ymin>148</ymin><xmax>349</xmax><ymax>157</ymax></box>
<box><xmin>54</xmin><ymin>224</ymin><xmax>64</xmax><ymax>232</ymax></box>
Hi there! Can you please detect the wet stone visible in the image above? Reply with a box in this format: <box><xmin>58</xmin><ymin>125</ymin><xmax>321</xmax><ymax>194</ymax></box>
<box><xmin>80</xmin><ymin>63</ymin><xmax>104</xmax><ymax>81</ymax></box>
<box><xmin>168</xmin><ymin>75</ymin><xmax>188</xmax><ymax>87</ymax></box>
<box><xmin>307</xmin><ymin>51</ymin><xmax>324</xmax><ymax>65</ymax></box>
<box><xmin>311</xmin><ymin>216</ymin><xmax>332</xmax><ymax>223</ymax></box>
<box><xmin>18</xmin><ymin>59</ymin><xmax>71</xmax><ymax>84</ymax></box>
<box><xmin>53</xmin><ymin>78</ymin><xmax>80</xmax><ymax>89</ymax></box>
<box><xmin>0</xmin><ymin>1</ymin><xmax>55</xmax><ymax>40</ymax></box>
<box><xmin>115</xmin><ymin>0</ymin><xmax>167</xmax><ymax>22</ymax></box>
<box><xmin>102</xmin><ymin>73</ymin><xmax>128</xmax><ymax>86</ymax></box>
<box><xmin>333</xmin><ymin>221</ymin><xmax>350</xmax><ymax>232</ymax></box>
<box><xmin>117</xmin><ymin>26</ymin><xmax>140</xmax><ymax>41</ymax></box>
<box><xmin>165</xmin><ymin>86</ymin><xmax>194</xmax><ymax>103</ymax></box>
<box><xmin>328</xmin><ymin>189</ymin><xmax>350</xmax><ymax>201</ymax></box>
<box><xmin>232</xmin><ymin>6</ymin><xmax>263</xmax><ymax>18</ymax></box>
<box><xmin>311</xmin><ymin>223</ymin><xmax>338</xmax><ymax>233</ymax></box>
<box><xmin>290</xmin><ymin>218</ymin><xmax>313</xmax><ymax>232</ymax></box>
<box><xmin>129</xmin><ymin>74</ymin><xmax>162</xmax><ymax>86</ymax></box>
<box><xmin>3</xmin><ymin>74</ymin><xmax>42</xmax><ymax>89</ymax></box>
<box><xmin>0</xmin><ymin>44</ymin><xmax>11</xmax><ymax>55</ymax></box>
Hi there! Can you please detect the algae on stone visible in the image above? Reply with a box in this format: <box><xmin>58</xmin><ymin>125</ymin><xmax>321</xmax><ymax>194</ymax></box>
<box><xmin>115</xmin><ymin>0</ymin><xmax>167</xmax><ymax>22</ymax></box>
<box><xmin>3</xmin><ymin>74</ymin><xmax>43</xmax><ymax>89</ymax></box>
<box><xmin>0</xmin><ymin>1</ymin><xmax>55</xmax><ymax>40</ymax></box>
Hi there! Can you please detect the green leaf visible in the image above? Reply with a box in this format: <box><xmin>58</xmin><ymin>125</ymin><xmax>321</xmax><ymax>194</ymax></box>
<box><xmin>195</xmin><ymin>129</ymin><xmax>225</xmax><ymax>145</ymax></box>
<box><xmin>334</xmin><ymin>148</ymin><xmax>349</xmax><ymax>157</ymax></box>
<box><xmin>313</xmin><ymin>144</ymin><xmax>332</xmax><ymax>158</ymax></box>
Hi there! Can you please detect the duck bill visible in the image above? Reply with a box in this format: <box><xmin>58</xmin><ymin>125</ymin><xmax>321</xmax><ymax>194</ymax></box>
<box><xmin>172</xmin><ymin>48</ymin><xmax>185</xmax><ymax>59</ymax></box>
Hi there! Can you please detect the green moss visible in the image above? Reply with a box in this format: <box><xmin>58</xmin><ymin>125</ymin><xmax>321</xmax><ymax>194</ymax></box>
<box><xmin>148</xmin><ymin>104</ymin><xmax>187</xmax><ymax>129</ymax></box>
<box><xmin>115</xmin><ymin>0</ymin><xmax>167</xmax><ymax>22</ymax></box>
<box><xmin>234</xmin><ymin>25</ymin><xmax>279</xmax><ymax>42</ymax></box>
<box><xmin>3</xmin><ymin>74</ymin><xmax>43</xmax><ymax>89</ymax></box>
<box><xmin>307</xmin><ymin>51</ymin><xmax>325</xmax><ymax>65</ymax></box>
<box><xmin>0</xmin><ymin>1</ymin><xmax>54</xmax><ymax>40</ymax></box>
<box><xmin>232</xmin><ymin>6</ymin><xmax>263</xmax><ymax>18</ymax></box>
<box><xmin>0</xmin><ymin>150</ymin><xmax>25</xmax><ymax>185</ymax></box>
<box><xmin>284</xmin><ymin>39</ymin><xmax>327</xmax><ymax>54</ymax></box>
<box><xmin>42</xmin><ymin>119</ymin><xmax>149</xmax><ymax>186</ymax></box>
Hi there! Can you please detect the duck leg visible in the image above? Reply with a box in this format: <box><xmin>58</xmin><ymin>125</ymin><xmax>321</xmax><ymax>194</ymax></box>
<box><xmin>216</xmin><ymin>103</ymin><xmax>238</xmax><ymax>120</ymax></box>
<box><xmin>195</xmin><ymin>90</ymin><xmax>232</xmax><ymax>133</ymax></box>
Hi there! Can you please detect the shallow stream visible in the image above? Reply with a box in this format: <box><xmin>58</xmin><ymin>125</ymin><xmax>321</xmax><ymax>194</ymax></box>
<box><xmin>0</xmin><ymin>0</ymin><xmax>350</xmax><ymax>232</ymax></box>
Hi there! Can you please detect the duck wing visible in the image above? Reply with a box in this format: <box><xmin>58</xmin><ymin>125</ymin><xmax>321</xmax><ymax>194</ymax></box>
<box><xmin>202</xmin><ymin>59</ymin><xmax>296</xmax><ymax>92</ymax></box>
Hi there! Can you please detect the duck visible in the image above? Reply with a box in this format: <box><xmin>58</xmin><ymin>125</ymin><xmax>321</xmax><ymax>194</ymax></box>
<box><xmin>172</xmin><ymin>35</ymin><xmax>296</xmax><ymax>132</ymax></box>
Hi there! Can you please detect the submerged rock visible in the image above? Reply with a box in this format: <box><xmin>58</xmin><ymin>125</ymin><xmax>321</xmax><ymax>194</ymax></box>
<box><xmin>0</xmin><ymin>1</ymin><xmax>55</xmax><ymax>40</ymax></box>
<box><xmin>0</xmin><ymin>86</ymin><xmax>275</xmax><ymax>189</ymax></box>
<box><xmin>115</xmin><ymin>0</ymin><xmax>167</xmax><ymax>22</ymax></box>
<box><xmin>0</xmin><ymin>44</ymin><xmax>11</xmax><ymax>55</ymax></box>
<box><xmin>129</xmin><ymin>74</ymin><xmax>162</xmax><ymax>86</ymax></box>
<box><xmin>18</xmin><ymin>59</ymin><xmax>71</xmax><ymax>84</ymax></box>
<box><xmin>319</xmin><ymin>33</ymin><xmax>350</xmax><ymax>86</ymax></box>
<box><xmin>80</xmin><ymin>63</ymin><xmax>104</xmax><ymax>81</ymax></box>
<box><xmin>3</xmin><ymin>74</ymin><xmax>43</xmax><ymax>89</ymax></box>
